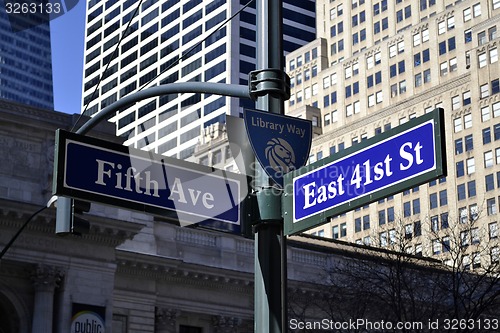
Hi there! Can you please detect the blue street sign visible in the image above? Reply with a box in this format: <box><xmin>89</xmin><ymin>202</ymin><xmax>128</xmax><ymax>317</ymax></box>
<box><xmin>283</xmin><ymin>109</ymin><xmax>446</xmax><ymax>235</ymax></box>
<box><xmin>53</xmin><ymin>130</ymin><xmax>248</xmax><ymax>231</ymax></box>
<box><xmin>244</xmin><ymin>108</ymin><xmax>312</xmax><ymax>187</ymax></box>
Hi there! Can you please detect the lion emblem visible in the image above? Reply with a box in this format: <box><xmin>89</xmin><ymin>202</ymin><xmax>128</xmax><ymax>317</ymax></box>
<box><xmin>265</xmin><ymin>138</ymin><xmax>296</xmax><ymax>174</ymax></box>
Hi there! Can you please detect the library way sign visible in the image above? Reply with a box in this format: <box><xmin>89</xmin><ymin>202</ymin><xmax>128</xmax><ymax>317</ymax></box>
<box><xmin>53</xmin><ymin>130</ymin><xmax>248</xmax><ymax>233</ymax></box>
<box><xmin>283</xmin><ymin>108</ymin><xmax>446</xmax><ymax>235</ymax></box>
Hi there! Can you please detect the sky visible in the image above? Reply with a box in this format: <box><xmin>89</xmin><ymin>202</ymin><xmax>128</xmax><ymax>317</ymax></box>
<box><xmin>50</xmin><ymin>0</ymin><xmax>86</xmax><ymax>114</ymax></box>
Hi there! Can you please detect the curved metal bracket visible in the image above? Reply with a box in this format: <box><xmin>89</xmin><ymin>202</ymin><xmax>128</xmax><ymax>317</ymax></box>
<box><xmin>76</xmin><ymin>82</ymin><xmax>251</xmax><ymax>135</ymax></box>
<box><xmin>248</xmin><ymin>69</ymin><xmax>290</xmax><ymax>101</ymax></box>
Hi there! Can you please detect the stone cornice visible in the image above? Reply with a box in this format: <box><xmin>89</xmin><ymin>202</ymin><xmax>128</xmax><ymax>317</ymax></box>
<box><xmin>115</xmin><ymin>250</ymin><xmax>254</xmax><ymax>294</ymax></box>
<box><xmin>0</xmin><ymin>99</ymin><xmax>72</xmax><ymax>133</ymax></box>
<box><xmin>0</xmin><ymin>99</ymin><xmax>120</xmax><ymax>142</ymax></box>
<box><xmin>0</xmin><ymin>199</ymin><xmax>143</xmax><ymax>248</ymax></box>
<box><xmin>470</xmin><ymin>12</ymin><xmax>500</xmax><ymax>32</ymax></box>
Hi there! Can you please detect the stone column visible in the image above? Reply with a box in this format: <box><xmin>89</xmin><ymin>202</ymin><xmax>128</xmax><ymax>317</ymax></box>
<box><xmin>212</xmin><ymin>315</ymin><xmax>242</xmax><ymax>333</ymax></box>
<box><xmin>155</xmin><ymin>308</ymin><xmax>179</xmax><ymax>333</ymax></box>
<box><xmin>30</xmin><ymin>264</ymin><xmax>62</xmax><ymax>333</ymax></box>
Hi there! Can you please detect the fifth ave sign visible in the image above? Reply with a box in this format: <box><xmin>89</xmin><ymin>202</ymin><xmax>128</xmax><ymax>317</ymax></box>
<box><xmin>53</xmin><ymin>130</ymin><xmax>247</xmax><ymax>229</ymax></box>
<box><xmin>283</xmin><ymin>109</ymin><xmax>446</xmax><ymax>235</ymax></box>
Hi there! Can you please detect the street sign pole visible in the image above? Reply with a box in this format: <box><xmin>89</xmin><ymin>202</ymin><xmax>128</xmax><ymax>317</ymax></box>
<box><xmin>253</xmin><ymin>0</ymin><xmax>286</xmax><ymax>332</ymax></box>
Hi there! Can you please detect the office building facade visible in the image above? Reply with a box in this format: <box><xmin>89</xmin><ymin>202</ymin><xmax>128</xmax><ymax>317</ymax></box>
<box><xmin>0</xmin><ymin>0</ymin><xmax>54</xmax><ymax>109</ymax></box>
<box><xmin>286</xmin><ymin>0</ymin><xmax>500</xmax><ymax>261</ymax></box>
<box><xmin>81</xmin><ymin>0</ymin><xmax>315</xmax><ymax>159</ymax></box>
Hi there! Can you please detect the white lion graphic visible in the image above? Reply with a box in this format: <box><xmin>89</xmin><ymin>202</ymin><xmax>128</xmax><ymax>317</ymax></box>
<box><xmin>265</xmin><ymin>138</ymin><xmax>296</xmax><ymax>174</ymax></box>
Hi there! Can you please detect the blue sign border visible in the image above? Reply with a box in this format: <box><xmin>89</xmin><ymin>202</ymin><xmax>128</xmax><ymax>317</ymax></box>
<box><xmin>283</xmin><ymin>108</ymin><xmax>446</xmax><ymax>235</ymax></box>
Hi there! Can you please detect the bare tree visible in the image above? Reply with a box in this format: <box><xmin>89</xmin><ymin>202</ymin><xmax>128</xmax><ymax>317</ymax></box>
<box><xmin>288</xmin><ymin>210</ymin><xmax>500</xmax><ymax>333</ymax></box>
<box><xmin>426</xmin><ymin>205</ymin><xmax>500</xmax><ymax>330</ymax></box>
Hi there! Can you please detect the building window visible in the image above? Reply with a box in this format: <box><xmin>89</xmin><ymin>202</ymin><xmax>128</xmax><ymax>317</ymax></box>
<box><xmin>463</xmin><ymin>7</ymin><xmax>472</xmax><ymax>21</ymax></box>
<box><xmin>486</xmin><ymin>174</ymin><xmax>495</xmax><ymax>191</ymax></box>
<box><xmin>465</xmin><ymin>134</ymin><xmax>473</xmax><ymax>151</ymax></box>
<box><xmin>492</xmin><ymin>79</ymin><xmax>500</xmax><ymax>95</ymax></box>
<box><xmin>456</xmin><ymin>161</ymin><xmax>465</xmax><ymax>177</ymax></box>
<box><xmin>452</xmin><ymin>96</ymin><xmax>461</xmax><ymax>111</ymax></box>
<box><xmin>378</xmin><ymin>209</ymin><xmax>386</xmax><ymax>225</ymax></box>
<box><xmin>491</xmin><ymin>48</ymin><xmax>499</xmax><ymax>64</ymax></box>
<box><xmin>439</xmin><ymin>190</ymin><xmax>448</xmax><ymax>206</ymax></box>
<box><xmin>468</xmin><ymin>180</ymin><xmax>477</xmax><ymax>198</ymax></box>
<box><xmin>399</xmin><ymin>80</ymin><xmax>406</xmax><ymax>94</ymax></box>
<box><xmin>380</xmin><ymin>231</ymin><xmax>388</xmax><ymax>247</ymax></box>
<box><xmin>414</xmin><ymin>221</ymin><xmax>422</xmax><ymax>237</ymax></box>
<box><xmin>466</xmin><ymin>158</ymin><xmax>475</xmax><ymax>174</ymax></box>
<box><xmin>459</xmin><ymin>207</ymin><xmax>468</xmax><ymax>224</ymax></box>
<box><xmin>332</xmin><ymin>225</ymin><xmax>339</xmax><ymax>239</ymax></box>
<box><xmin>415</xmin><ymin>73</ymin><xmax>422</xmax><ymax>87</ymax></box>
<box><xmin>481</xmin><ymin>84</ymin><xmax>490</xmax><ymax>99</ymax></box>
<box><xmin>473</xmin><ymin>3</ymin><xmax>481</xmax><ymax>17</ymax></box>
<box><xmin>413</xmin><ymin>198</ymin><xmax>421</xmax><ymax>214</ymax></box>
<box><xmin>340</xmin><ymin>223</ymin><xmax>347</xmax><ymax>237</ymax></box>
<box><xmin>404</xmin><ymin>201</ymin><xmax>411</xmax><ymax>217</ymax></box>
<box><xmin>387</xmin><ymin>207</ymin><xmax>395</xmax><ymax>223</ymax></box>
<box><xmin>463</xmin><ymin>92</ymin><xmax>472</xmax><ymax>107</ymax></box>
<box><xmin>355</xmin><ymin>217</ymin><xmax>362</xmax><ymax>232</ymax></box>
<box><xmin>363</xmin><ymin>215</ymin><xmax>370</xmax><ymax>230</ymax></box>
<box><xmin>442</xmin><ymin>236</ymin><xmax>450</xmax><ymax>253</ymax></box>
<box><xmin>440</xmin><ymin>61</ymin><xmax>448</xmax><ymax>76</ymax></box>
<box><xmin>438</xmin><ymin>20</ymin><xmax>446</xmax><ymax>35</ymax></box>
<box><xmin>487</xmin><ymin>198</ymin><xmax>497</xmax><ymax>215</ymax></box>
<box><xmin>485</xmin><ymin>151</ymin><xmax>494</xmax><ymax>168</ymax></box>
<box><xmin>450</xmin><ymin>57</ymin><xmax>457</xmax><ymax>72</ymax></box>
<box><xmin>490</xmin><ymin>222</ymin><xmax>498</xmax><ymax>239</ymax></box>
<box><xmin>472</xmin><ymin>228</ymin><xmax>480</xmax><ymax>245</ymax></box>
<box><xmin>413</xmin><ymin>32</ymin><xmax>421</xmax><ymax>46</ymax></box>
<box><xmin>441</xmin><ymin>212</ymin><xmax>449</xmax><ymax>229</ymax></box>
<box><xmin>429</xmin><ymin>193</ymin><xmax>438</xmax><ymax>209</ymax></box>
<box><xmin>478</xmin><ymin>31</ymin><xmax>487</xmax><ymax>46</ymax></box>
<box><xmin>455</xmin><ymin>138</ymin><xmax>463</xmax><ymax>154</ymax></box>
<box><xmin>461</xmin><ymin>231</ymin><xmax>469</xmax><ymax>248</ymax></box>
<box><xmin>457</xmin><ymin>184</ymin><xmax>466</xmax><ymax>201</ymax></box>
<box><xmin>405</xmin><ymin>224</ymin><xmax>413</xmax><ymax>239</ymax></box>
<box><xmin>424</xmin><ymin>69</ymin><xmax>431</xmax><ymax>83</ymax></box>
<box><xmin>495</xmin><ymin>124</ymin><xmax>500</xmax><ymax>140</ymax></box>
<box><xmin>433</xmin><ymin>239</ymin><xmax>441</xmax><ymax>255</ymax></box>
<box><xmin>431</xmin><ymin>215</ymin><xmax>439</xmax><ymax>232</ymax></box>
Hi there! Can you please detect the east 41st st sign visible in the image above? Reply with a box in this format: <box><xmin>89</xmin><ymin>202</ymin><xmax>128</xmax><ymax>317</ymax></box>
<box><xmin>283</xmin><ymin>109</ymin><xmax>446</xmax><ymax>236</ymax></box>
<box><xmin>53</xmin><ymin>130</ymin><xmax>248</xmax><ymax>231</ymax></box>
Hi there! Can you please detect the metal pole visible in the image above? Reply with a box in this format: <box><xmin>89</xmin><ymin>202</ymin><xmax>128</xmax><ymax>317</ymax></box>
<box><xmin>254</xmin><ymin>0</ymin><xmax>286</xmax><ymax>332</ymax></box>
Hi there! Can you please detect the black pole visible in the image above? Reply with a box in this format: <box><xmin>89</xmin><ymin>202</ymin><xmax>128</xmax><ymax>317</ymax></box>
<box><xmin>254</xmin><ymin>0</ymin><xmax>286</xmax><ymax>332</ymax></box>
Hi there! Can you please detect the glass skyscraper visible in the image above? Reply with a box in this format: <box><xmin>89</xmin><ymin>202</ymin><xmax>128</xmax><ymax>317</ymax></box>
<box><xmin>0</xmin><ymin>0</ymin><xmax>54</xmax><ymax>109</ymax></box>
<box><xmin>81</xmin><ymin>0</ymin><xmax>315</xmax><ymax>159</ymax></box>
